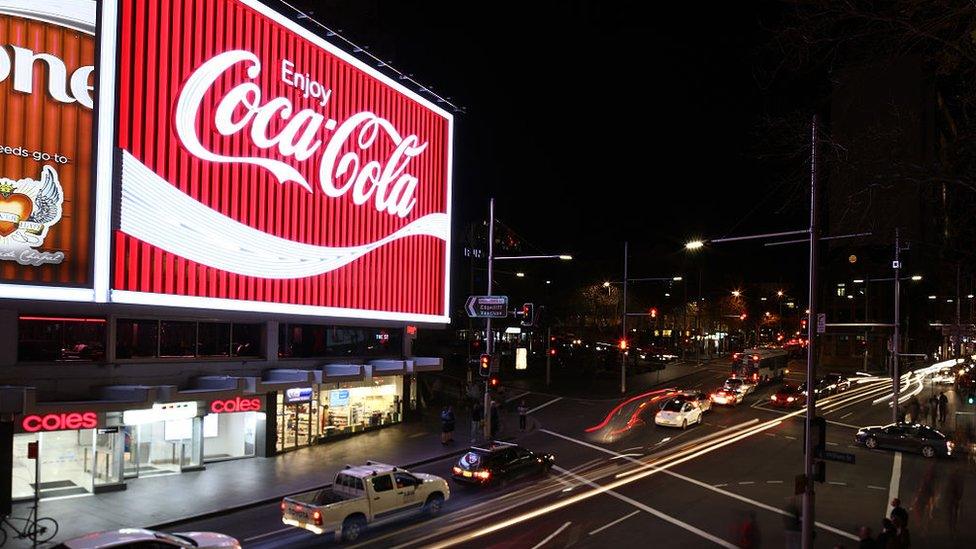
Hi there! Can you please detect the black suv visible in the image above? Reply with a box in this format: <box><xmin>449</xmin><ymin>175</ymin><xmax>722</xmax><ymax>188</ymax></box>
<box><xmin>452</xmin><ymin>442</ymin><xmax>555</xmax><ymax>485</ymax></box>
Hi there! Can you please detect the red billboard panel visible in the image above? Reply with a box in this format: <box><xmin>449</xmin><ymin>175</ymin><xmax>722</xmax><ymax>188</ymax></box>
<box><xmin>113</xmin><ymin>0</ymin><xmax>453</xmax><ymax>323</ymax></box>
<box><xmin>0</xmin><ymin>1</ymin><xmax>97</xmax><ymax>298</ymax></box>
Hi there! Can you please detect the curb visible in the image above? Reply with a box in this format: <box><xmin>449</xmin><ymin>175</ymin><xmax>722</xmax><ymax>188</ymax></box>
<box><xmin>146</xmin><ymin>447</ymin><xmax>469</xmax><ymax>531</ymax></box>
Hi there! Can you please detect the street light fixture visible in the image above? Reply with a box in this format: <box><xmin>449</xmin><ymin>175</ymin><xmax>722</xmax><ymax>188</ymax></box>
<box><xmin>603</xmin><ymin>281</ymin><xmax>611</xmax><ymax>288</ymax></box>
<box><xmin>515</xmin><ymin>272</ymin><xmax>525</xmax><ymax>278</ymax></box>
<box><xmin>777</xmin><ymin>290</ymin><xmax>784</xmax><ymax>297</ymax></box>
<box><xmin>732</xmin><ymin>290</ymin><xmax>741</xmax><ymax>297</ymax></box>
<box><xmin>685</xmin><ymin>240</ymin><xmax>705</xmax><ymax>251</ymax></box>
<box><xmin>558</xmin><ymin>255</ymin><xmax>573</xmax><ymax>261</ymax></box>
<box><xmin>672</xmin><ymin>276</ymin><xmax>683</xmax><ymax>282</ymax></box>
<box><xmin>852</xmin><ymin>279</ymin><xmax>864</xmax><ymax>284</ymax></box>
<box><xmin>911</xmin><ymin>275</ymin><xmax>923</xmax><ymax>281</ymax></box>
<box><xmin>928</xmin><ymin>295</ymin><xmax>937</xmax><ymax>300</ymax></box>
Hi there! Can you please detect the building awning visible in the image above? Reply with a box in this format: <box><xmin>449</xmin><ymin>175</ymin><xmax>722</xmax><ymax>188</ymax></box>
<box><xmin>369</xmin><ymin>360</ymin><xmax>406</xmax><ymax>376</ymax></box>
<box><xmin>320</xmin><ymin>364</ymin><xmax>366</xmax><ymax>383</ymax></box>
<box><xmin>407</xmin><ymin>357</ymin><xmax>443</xmax><ymax>373</ymax></box>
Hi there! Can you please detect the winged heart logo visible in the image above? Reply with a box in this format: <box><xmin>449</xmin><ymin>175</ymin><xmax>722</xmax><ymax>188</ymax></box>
<box><xmin>0</xmin><ymin>165</ymin><xmax>65</xmax><ymax>266</ymax></box>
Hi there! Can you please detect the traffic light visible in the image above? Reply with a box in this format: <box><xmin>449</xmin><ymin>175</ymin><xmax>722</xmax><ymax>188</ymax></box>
<box><xmin>549</xmin><ymin>348</ymin><xmax>557</xmax><ymax>356</ymax></box>
<box><xmin>520</xmin><ymin>303</ymin><xmax>534</xmax><ymax>326</ymax></box>
<box><xmin>649</xmin><ymin>307</ymin><xmax>658</xmax><ymax>319</ymax></box>
<box><xmin>739</xmin><ymin>313</ymin><xmax>747</xmax><ymax>321</ymax></box>
<box><xmin>479</xmin><ymin>353</ymin><xmax>491</xmax><ymax>377</ymax></box>
<box><xmin>619</xmin><ymin>339</ymin><xmax>627</xmax><ymax>350</ymax></box>
<box><xmin>489</xmin><ymin>376</ymin><xmax>499</xmax><ymax>387</ymax></box>
<box><xmin>967</xmin><ymin>394</ymin><xmax>975</xmax><ymax>405</ymax></box>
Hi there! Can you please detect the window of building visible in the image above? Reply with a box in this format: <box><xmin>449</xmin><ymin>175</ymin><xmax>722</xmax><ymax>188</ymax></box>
<box><xmin>279</xmin><ymin>324</ymin><xmax>402</xmax><ymax>358</ymax></box>
<box><xmin>116</xmin><ymin>319</ymin><xmax>159</xmax><ymax>359</ymax></box>
<box><xmin>160</xmin><ymin>321</ymin><xmax>196</xmax><ymax>357</ymax></box>
<box><xmin>198</xmin><ymin>323</ymin><xmax>231</xmax><ymax>357</ymax></box>
<box><xmin>232</xmin><ymin>323</ymin><xmax>262</xmax><ymax>357</ymax></box>
<box><xmin>18</xmin><ymin>316</ymin><xmax>107</xmax><ymax>362</ymax></box>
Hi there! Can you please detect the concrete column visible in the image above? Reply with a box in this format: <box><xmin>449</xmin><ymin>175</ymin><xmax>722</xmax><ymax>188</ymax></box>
<box><xmin>265</xmin><ymin>320</ymin><xmax>278</xmax><ymax>363</ymax></box>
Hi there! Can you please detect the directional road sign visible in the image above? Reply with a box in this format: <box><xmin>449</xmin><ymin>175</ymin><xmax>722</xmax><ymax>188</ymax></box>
<box><xmin>465</xmin><ymin>295</ymin><xmax>509</xmax><ymax>318</ymax></box>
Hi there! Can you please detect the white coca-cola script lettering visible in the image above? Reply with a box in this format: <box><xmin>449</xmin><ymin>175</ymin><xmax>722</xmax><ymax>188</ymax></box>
<box><xmin>174</xmin><ymin>50</ymin><xmax>428</xmax><ymax>218</ymax></box>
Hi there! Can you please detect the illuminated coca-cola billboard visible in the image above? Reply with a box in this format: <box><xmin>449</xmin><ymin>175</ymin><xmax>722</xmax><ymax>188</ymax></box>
<box><xmin>0</xmin><ymin>0</ymin><xmax>98</xmax><ymax>301</ymax></box>
<box><xmin>112</xmin><ymin>0</ymin><xmax>453</xmax><ymax>323</ymax></box>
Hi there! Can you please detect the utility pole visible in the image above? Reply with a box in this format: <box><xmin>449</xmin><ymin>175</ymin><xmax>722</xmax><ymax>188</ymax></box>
<box><xmin>956</xmin><ymin>263</ymin><xmax>962</xmax><ymax>357</ymax></box>
<box><xmin>892</xmin><ymin>228</ymin><xmax>901</xmax><ymax>424</ymax></box>
<box><xmin>546</xmin><ymin>326</ymin><xmax>552</xmax><ymax>387</ymax></box>
<box><xmin>621</xmin><ymin>241</ymin><xmax>629</xmax><ymax>394</ymax></box>
<box><xmin>801</xmin><ymin>114</ymin><xmax>819</xmax><ymax>549</ymax></box>
<box><xmin>484</xmin><ymin>199</ymin><xmax>495</xmax><ymax>440</ymax></box>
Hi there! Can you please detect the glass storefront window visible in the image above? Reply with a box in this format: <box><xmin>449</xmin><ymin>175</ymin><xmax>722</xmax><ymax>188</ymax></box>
<box><xmin>203</xmin><ymin>412</ymin><xmax>257</xmax><ymax>461</ymax></box>
<box><xmin>18</xmin><ymin>317</ymin><xmax>107</xmax><ymax>362</ymax></box>
<box><xmin>198</xmin><ymin>323</ymin><xmax>231</xmax><ymax>357</ymax></box>
<box><xmin>160</xmin><ymin>321</ymin><xmax>196</xmax><ymax>357</ymax></box>
<box><xmin>11</xmin><ymin>430</ymin><xmax>102</xmax><ymax>500</ymax></box>
<box><xmin>278</xmin><ymin>324</ymin><xmax>403</xmax><ymax>358</ymax></box>
<box><xmin>319</xmin><ymin>377</ymin><xmax>403</xmax><ymax>438</ymax></box>
<box><xmin>117</xmin><ymin>319</ymin><xmax>159</xmax><ymax>358</ymax></box>
<box><xmin>276</xmin><ymin>391</ymin><xmax>319</xmax><ymax>452</ymax></box>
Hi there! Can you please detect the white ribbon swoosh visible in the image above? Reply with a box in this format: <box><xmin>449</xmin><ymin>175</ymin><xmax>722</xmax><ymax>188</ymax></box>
<box><xmin>119</xmin><ymin>151</ymin><xmax>448</xmax><ymax>279</ymax></box>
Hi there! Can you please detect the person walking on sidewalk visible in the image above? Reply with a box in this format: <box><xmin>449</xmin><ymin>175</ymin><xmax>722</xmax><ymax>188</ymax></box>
<box><xmin>489</xmin><ymin>400</ymin><xmax>500</xmax><ymax>440</ymax></box>
<box><xmin>517</xmin><ymin>400</ymin><xmax>529</xmax><ymax>431</ymax></box>
<box><xmin>938</xmin><ymin>391</ymin><xmax>949</xmax><ymax>423</ymax></box>
<box><xmin>470</xmin><ymin>402</ymin><xmax>484</xmax><ymax>442</ymax></box>
<box><xmin>889</xmin><ymin>498</ymin><xmax>908</xmax><ymax>528</ymax></box>
<box><xmin>440</xmin><ymin>405</ymin><xmax>455</xmax><ymax>444</ymax></box>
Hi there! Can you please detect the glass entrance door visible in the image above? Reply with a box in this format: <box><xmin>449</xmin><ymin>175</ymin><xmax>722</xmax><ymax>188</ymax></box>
<box><xmin>38</xmin><ymin>430</ymin><xmax>94</xmax><ymax>498</ymax></box>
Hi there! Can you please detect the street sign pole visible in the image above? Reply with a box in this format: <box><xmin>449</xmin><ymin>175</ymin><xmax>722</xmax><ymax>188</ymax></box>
<box><xmin>621</xmin><ymin>241</ymin><xmax>628</xmax><ymax>394</ymax></box>
<box><xmin>892</xmin><ymin>228</ymin><xmax>901</xmax><ymax>424</ymax></box>
<box><xmin>802</xmin><ymin>114</ymin><xmax>819</xmax><ymax>549</ymax></box>
<box><xmin>484</xmin><ymin>198</ymin><xmax>495</xmax><ymax>440</ymax></box>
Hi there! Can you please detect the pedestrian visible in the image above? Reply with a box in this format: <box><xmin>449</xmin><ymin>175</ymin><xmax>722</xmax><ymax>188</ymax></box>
<box><xmin>737</xmin><ymin>510</ymin><xmax>761</xmax><ymax>548</ymax></box>
<box><xmin>489</xmin><ymin>399</ymin><xmax>500</xmax><ymax>440</ymax></box>
<box><xmin>857</xmin><ymin>526</ymin><xmax>876</xmax><ymax>549</ymax></box>
<box><xmin>518</xmin><ymin>400</ymin><xmax>529</xmax><ymax>432</ymax></box>
<box><xmin>906</xmin><ymin>395</ymin><xmax>920</xmax><ymax>424</ymax></box>
<box><xmin>927</xmin><ymin>395</ymin><xmax>938</xmax><ymax>427</ymax></box>
<box><xmin>470</xmin><ymin>402</ymin><xmax>484</xmax><ymax>442</ymax></box>
<box><xmin>875</xmin><ymin>518</ymin><xmax>895</xmax><ymax>548</ymax></box>
<box><xmin>889</xmin><ymin>498</ymin><xmax>908</xmax><ymax>528</ymax></box>
<box><xmin>937</xmin><ymin>391</ymin><xmax>949</xmax><ymax>423</ymax></box>
<box><xmin>440</xmin><ymin>405</ymin><xmax>455</xmax><ymax>444</ymax></box>
<box><xmin>891</xmin><ymin>514</ymin><xmax>910</xmax><ymax>547</ymax></box>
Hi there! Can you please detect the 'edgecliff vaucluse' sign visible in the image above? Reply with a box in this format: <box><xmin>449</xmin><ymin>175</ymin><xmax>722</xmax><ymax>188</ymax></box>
<box><xmin>112</xmin><ymin>0</ymin><xmax>453</xmax><ymax>323</ymax></box>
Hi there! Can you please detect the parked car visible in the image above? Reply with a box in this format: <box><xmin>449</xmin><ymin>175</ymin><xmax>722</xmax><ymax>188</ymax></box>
<box><xmin>281</xmin><ymin>462</ymin><xmax>450</xmax><ymax>542</ymax></box>
<box><xmin>855</xmin><ymin>423</ymin><xmax>954</xmax><ymax>458</ymax></box>
<box><xmin>654</xmin><ymin>397</ymin><xmax>704</xmax><ymax>429</ymax></box>
<box><xmin>769</xmin><ymin>384</ymin><xmax>804</xmax><ymax>408</ymax></box>
<box><xmin>54</xmin><ymin>529</ymin><xmax>240</xmax><ymax>549</ymax></box>
<box><xmin>452</xmin><ymin>441</ymin><xmax>554</xmax><ymax>485</ymax></box>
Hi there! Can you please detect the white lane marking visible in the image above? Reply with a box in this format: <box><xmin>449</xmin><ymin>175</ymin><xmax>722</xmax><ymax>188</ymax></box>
<box><xmin>887</xmin><ymin>452</ymin><xmax>902</xmax><ymax>516</ymax></box>
<box><xmin>764</xmin><ymin>432</ymin><xmax>777</xmax><ymax>437</ymax></box>
<box><xmin>530</xmin><ymin>521</ymin><xmax>571</xmax><ymax>549</ymax></box>
<box><xmin>540</xmin><ymin>429</ymin><xmax>859</xmax><ymax>542</ymax></box>
<box><xmin>621</xmin><ymin>446</ymin><xmax>644</xmax><ymax>452</ymax></box>
<box><xmin>867</xmin><ymin>485</ymin><xmax>887</xmax><ymax>491</ymax></box>
<box><xmin>243</xmin><ymin>527</ymin><xmax>293</xmax><ymax>542</ymax></box>
<box><xmin>409</xmin><ymin>432</ymin><xmax>428</xmax><ymax>438</ymax></box>
<box><xmin>766</xmin><ymin>480</ymin><xmax>783</xmax><ymax>484</ymax></box>
<box><xmin>528</xmin><ymin>397</ymin><xmax>563</xmax><ymax>414</ymax></box>
<box><xmin>610</xmin><ymin>453</ymin><xmax>643</xmax><ymax>460</ymax></box>
<box><xmin>783</xmin><ymin>436</ymin><xmax>797</xmax><ymax>440</ymax></box>
<box><xmin>505</xmin><ymin>391</ymin><xmax>531</xmax><ymax>404</ymax></box>
<box><xmin>828</xmin><ymin>481</ymin><xmax>847</xmax><ymax>486</ymax></box>
<box><xmin>739</xmin><ymin>481</ymin><xmax>755</xmax><ymax>485</ymax></box>
<box><xmin>826</xmin><ymin>442</ymin><xmax>839</xmax><ymax>446</ymax></box>
<box><xmin>553</xmin><ymin>466</ymin><xmax>735</xmax><ymax>548</ymax></box>
<box><xmin>840</xmin><ymin>412</ymin><xmax>854</xmax><ymax>419</ymax></box>
<box><xmin>714</xmin><ymin>483</ymin><xmax>728</xmax><ymax>488</ymax></box>
<box><xmin>588</xmin><ymin>510</ymin><xmax>641</xmax><ymax>536</ymax></box>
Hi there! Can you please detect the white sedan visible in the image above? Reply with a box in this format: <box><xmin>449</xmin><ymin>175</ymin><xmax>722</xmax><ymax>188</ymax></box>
<box><xmin>57</xmin><ymin>529</ymin><xmax>240</xmax><ymax>549</ymax></box>
<box><xmin>724</xmin><ymin>377</ymin><xmax>755</xmax><ymax>396</ymax></box>
<box><xmin>931</xmin><ymin>369</ymin><xmax>955</xmax><ymax>385</ymax></box>
<box><xmin>655</xmin><ymin>398</ymin><xmax>704</xmax><ymax>429</ymax></box>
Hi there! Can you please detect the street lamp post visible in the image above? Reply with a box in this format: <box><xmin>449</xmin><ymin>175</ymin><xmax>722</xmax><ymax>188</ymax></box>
<box><xmin>483</xmin><ymin>198</ymin><xmax>572</xmax><ymax>438</ymax></box>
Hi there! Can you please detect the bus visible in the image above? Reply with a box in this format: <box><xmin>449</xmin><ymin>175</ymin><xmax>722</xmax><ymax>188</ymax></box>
<box><xmin>731</xmin><ymin>349</ymin><xmax>788</xmax><ymax>384</ymax></box>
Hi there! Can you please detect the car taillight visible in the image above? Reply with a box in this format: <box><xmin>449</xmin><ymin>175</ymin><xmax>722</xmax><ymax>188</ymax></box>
<box><xmin>452</xmin><ymin>466</ymin><xmax>463</xmax><ymax>475</ymax></box>
<box><xmin>280</xmin><ymin>501</ymin><xmax>287</xmax><ymax>511</ymax></box>
<box><xmin>752</xmin><ymin>374</ymin><xmax>758</xmax><ymax>381</ymax></box>
<box><xmin>474</xmin><ymin>470</ymin><xmax>491</xmax><ymax>480</ymax></box>
<box><xmin>312</xmin><ymin>510</ymin><xmax>322</xmax><ymax>525</ymax></box>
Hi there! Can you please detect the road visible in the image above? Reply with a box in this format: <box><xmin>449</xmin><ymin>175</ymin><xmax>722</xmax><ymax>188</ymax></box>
<box><xmin>169</xmin><ymin>359</ymin><xmax>975</xmax><ymax>548</ymax></box>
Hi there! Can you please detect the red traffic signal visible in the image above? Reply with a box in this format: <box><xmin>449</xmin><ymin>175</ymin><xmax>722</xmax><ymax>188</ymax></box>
<box><xmin>739</xmin><ymin>313</ymin><xmax>747</xmax><ymax>321</ymax></box>
<box><xmin>549</xmin><ymin>348</ymin><xmax>557</xmax><ymax>356</ymax></box>
<box><xmin>479</xmin><ymin>354</ymin><xmax>491</xmax><ymax>377</ymax></box>
<box><xmin>619</xmin><ymin>339</ymin><xmax>627</xmax><ymax>350</ymax></box>
<box><xmin>489</xmin><ymin>377</ymin><xmax>499</xmax><ymax>387</ymax></box>
<box><xmin>521</xmin><ymin>303</ymin><xmax>534</xmax><ymax>326</ymax></box>
<box><xmin>649</xmin><ymin>307</ymin><xmax>658</xmax><ymax>318</ymax></box>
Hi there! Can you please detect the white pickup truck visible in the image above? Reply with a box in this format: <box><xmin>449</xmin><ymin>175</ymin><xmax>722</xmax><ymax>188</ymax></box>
<box><xmin>281</xmin><ymin>462</ymin><xmax>450</xmax><ymax>543</ymax></box>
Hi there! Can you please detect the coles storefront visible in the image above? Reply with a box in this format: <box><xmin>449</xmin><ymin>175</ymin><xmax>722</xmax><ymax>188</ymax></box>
<box><xmin>10</xmin><ymin>397</ymin><xmax>264</xmax><ymax>501</ymax></box>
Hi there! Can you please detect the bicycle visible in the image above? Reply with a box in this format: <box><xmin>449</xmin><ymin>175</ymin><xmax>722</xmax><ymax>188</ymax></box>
<box><xmin>0</xmin><ymin>507</ymin><xmax>59</xmax><ymax>546</ymax></box>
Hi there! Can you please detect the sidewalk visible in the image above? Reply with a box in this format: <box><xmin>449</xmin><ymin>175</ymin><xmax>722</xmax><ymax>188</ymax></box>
<box><xmin>11</xmin><ymin>414</ymin><xmax>472</xmax><ymax>546</ymax></box>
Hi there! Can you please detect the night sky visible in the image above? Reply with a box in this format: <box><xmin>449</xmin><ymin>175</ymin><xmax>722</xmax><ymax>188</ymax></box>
<box><xmin>285</xmin><ymin>0</ymin><xmax>811</xmax><ymax>299</ymax></box>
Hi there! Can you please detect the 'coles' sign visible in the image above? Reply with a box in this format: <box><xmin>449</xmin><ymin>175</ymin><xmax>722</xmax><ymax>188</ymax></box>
<box><xmin>113</xmin><ymin>0</ymin><xmax>452</xmax><ymax>322</ymax></box>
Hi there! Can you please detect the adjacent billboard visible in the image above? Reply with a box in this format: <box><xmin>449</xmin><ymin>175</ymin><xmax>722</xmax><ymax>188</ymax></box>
<box><xmin>0</xmin><ymin>0</ymin><xmax>98</xmax><ymax>300</ymax></box>
<box><xmin>112</xmin><ymin>0</ymin><xmax>453</xmax><ymax>323</ymax></box>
